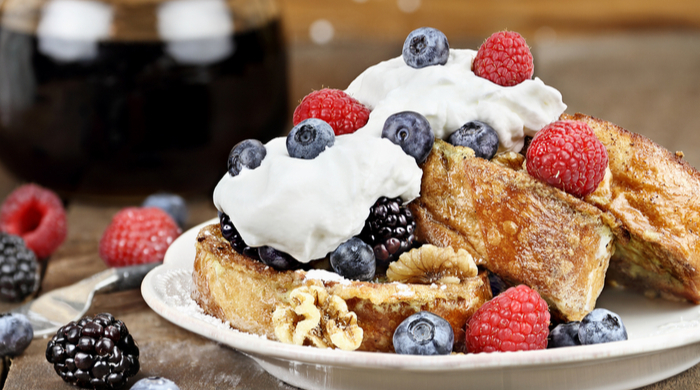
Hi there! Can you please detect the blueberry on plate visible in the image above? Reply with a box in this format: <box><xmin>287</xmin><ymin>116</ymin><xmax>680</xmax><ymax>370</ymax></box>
<box><xmin>0</xmin><ymin>313</ymin><xmax>33</xmax><ymax>357</ymax></box>
<box><xmin>131</xmin><ymin>376</ymin><xmax>181</xmax><ymax>390</ymax></box>
<box><xmin>330</xmin><ymin>237</ymin><xmax>376</xmax><ymax>281</ymax></box>
<box><xmin>393</xmin><ymin>311</ymin><xmax>453</xmax><ymax>355</ymax></box>
<box><xmin>258</xmin><ymin>246</ymin><xmax>301</xmax><ymax>271</ymax></box>
<box><xmin>402</xmin><ymin>27</ymin><xmax>450</xmax><ymax>69</ymax></box>
<box><xmin>382</xmin><ymin>111</ymin><xmax>435</xmax><ymax>164</ymax></box>
<box><xmin>142</xmin><ymin>193</ymin><xmax>188</xmax><ymax>228</ymax></box>
<box><xmin>287</xmin><ymin>118</ymin><xmax>335</xmax><ymax>159</ymax></box>
<box><xmin>548</xmin><ymin>321</ymin><xmax>582</xmax><ymax>348</ymax></box>
<box><xmin>578</xmin><ymin>308</ymin><xmax>628</xmax><ymax>345</ymax></box>
<box><xmin>448</xmin><ymin>120</ymin><xmax>500</xmax><ymax>160</ymax></box>
<box><xmin>228</xmin><ymin>139</ymin><xmax>267</xmax><ymax>176</ymax></box>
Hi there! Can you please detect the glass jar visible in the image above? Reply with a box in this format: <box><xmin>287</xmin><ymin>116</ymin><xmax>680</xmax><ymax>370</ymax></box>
<box><xmin>0</xmin><ymin>0</ymin><xmax>288</xmax><ymax>197</ymax></box>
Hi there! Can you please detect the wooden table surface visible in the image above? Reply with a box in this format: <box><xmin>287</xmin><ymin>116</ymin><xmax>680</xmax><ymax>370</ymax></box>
<box><xmin>2</xmin><ymin>30</ymin><xmax>700</xmax><ymax>389</ymax></box>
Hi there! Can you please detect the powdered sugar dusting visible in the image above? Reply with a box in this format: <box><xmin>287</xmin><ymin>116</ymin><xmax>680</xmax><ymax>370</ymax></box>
<box><xmin>304</xmin><ymin>269</ymin><xmax>351</xmax><ymax>284</ymax></box>
<box><xmin>154</xmin><ymin>269</ymin><xmax>268</xmax><ymax>339</ymax></box>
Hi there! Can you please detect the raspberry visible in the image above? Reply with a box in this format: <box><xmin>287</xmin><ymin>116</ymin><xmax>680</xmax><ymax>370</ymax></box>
<box><xmin>0</xmin><ymin>184</ymin><xmax>67</xmax><ymax>259</ymax></box>
<box><xmin>472</xmin><ymin>31</ymin><xmax>534</xmax><ymax>86</ymax></box>
<box><xmin>99</xmin><ymin>207</ymin><xmax>181</xmax><ymax>267</ymax></box>
<box><xmin>293</xmin><ymin>88</ymin><xmax>370</xmax><ymax>135</ymax></box>
<box><xmin>526</xmin><ymin>120</ymin><xmax>609</xmax><ymax>198</ymax></box>
<box><xmin>466</xmin><ymin>285</ymin><xmax>550</xmax><ymax>353</ymax></box>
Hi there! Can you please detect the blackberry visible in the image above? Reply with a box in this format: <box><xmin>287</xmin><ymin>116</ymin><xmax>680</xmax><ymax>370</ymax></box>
<box><xmin>0</xmin><ymin>232</ymin><xmax>40</xmax><ymax>302</ymax></box>
<box><xmin>218</xmin><ymin>212</ymin><xmax>260</xmax><ymax>260</ymax></box>
<box><xmin>360</xmin><ymin>196</ymin><xmax>415</xmax><ymax>266</ymax></box>
<box><xmin>46</xmin><ymin>313</ymin><xmax>140</xmax><ymax>389</ymax></box>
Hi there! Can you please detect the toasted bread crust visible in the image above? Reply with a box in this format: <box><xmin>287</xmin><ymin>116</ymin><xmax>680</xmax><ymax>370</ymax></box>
<box><xmin>411</xmin><ymin>140</ymin><xmax>615</xmax><ymax>321</ymax></box>
<box><xmin>567</xmin><ymin>113</ymin><xmax>700</xmax><ymax>302</ymax></box>
<box><xmin>192</xmin><ymin>224</ymin><xmax>491</xmax><ymax>353</ymax></box>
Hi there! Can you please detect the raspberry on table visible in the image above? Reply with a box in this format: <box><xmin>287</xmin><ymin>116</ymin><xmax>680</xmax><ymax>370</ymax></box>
<box><xmin>472</xmin><ymin>31</ymin><xmax>534</xmax><ymax>87</ymax></box>
<box><xmin>466</xmin><ymin>284</ymin><xmax>550</xmax><ymax>353</ymax></box>
<box><xmin>526</xmin><ymin>120</ymin><xmax>609</xmax><ymax>198</ymax></box>
<box><xmin>293</xmin><ymin>88</ymin><xmax>370</xmax><ymax>136</ymax></box>
<box><xmin>99</xmin><ymin>207</ymin><xmax>181</xmax><ymax>268</ymax></box>
<box><xmin>0</xmin><ymin>183</ymin><xmax>67</xmax><ymax>259</ymax></box>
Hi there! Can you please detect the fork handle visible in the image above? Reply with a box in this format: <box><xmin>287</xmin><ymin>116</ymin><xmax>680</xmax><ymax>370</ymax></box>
<box><xmin>108</xmin><ymin>262</ymin><xmax>162</xmax><ymax>292</ymax></box>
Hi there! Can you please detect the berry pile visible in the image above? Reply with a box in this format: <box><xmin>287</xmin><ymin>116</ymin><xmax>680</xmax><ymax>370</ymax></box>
<box><xmin>0</xmin><ymin>232</ymin><xmax>40</xmax><ymax>302</ymax></box>
<box><xmin>0</xmin><ymin>183</ymin><xmax>67</xmax><ymax>259</ymax></box>
<box><xmin>46</xmin><ymin>313</ymin><xmax>140</xmax><ymax>389</ymax></box>
<box><xmin>99</xmin><ymin>207</ymin><xmax>181</xmax><ymax>267</ymax></box>
<box><xmin>549</xmin><ymin>308</ymin><xmax>628</xmax><ymax>348</ymax></box>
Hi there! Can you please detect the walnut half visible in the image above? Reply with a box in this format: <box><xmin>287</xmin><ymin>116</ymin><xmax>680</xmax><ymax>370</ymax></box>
<box><xmin>272</xmin><ymin>285</ymin><xmax>363</xmax><ymax>351</ymax></box>
<box><xmin>387</xmin><ymin>244</ymin><xmax>478</xmax><ymax>284</ymax></box>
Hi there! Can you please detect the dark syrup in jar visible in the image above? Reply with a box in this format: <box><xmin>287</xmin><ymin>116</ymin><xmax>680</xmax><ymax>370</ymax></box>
<box><xmin>0</xmin><ymin>19</ymin><xmax>288</xmax><ymax>196</ymax></box>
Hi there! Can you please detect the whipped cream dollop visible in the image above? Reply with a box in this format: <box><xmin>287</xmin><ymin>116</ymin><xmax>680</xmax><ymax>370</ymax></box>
<box><xmin>346</xmin><ymin>49</ymin><xmax>567</xmax><ymax>152</ymax></box>
<box><xmin>214</xmin><ymin>133</ymin><xmax>422</xmax><ymax>263</ymax></box>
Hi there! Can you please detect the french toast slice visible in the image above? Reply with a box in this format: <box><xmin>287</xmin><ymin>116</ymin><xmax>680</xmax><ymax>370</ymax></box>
<box><xmin>191</xmin><ymin>223</ymin><xmax>492</xmax><ymax>353</ymax></box>
<box><xmin>566</xmin><ymin>113</ymin><xmax>700</xmax><ymax>303</ymax></box>
<box><xmin>410</xmin><ymin>140</ymin><xmax>616</xmax><ymax>321</ymax></box>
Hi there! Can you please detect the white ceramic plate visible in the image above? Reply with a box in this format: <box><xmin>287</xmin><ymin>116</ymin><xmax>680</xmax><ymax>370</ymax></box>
<box><xmin>142</xmin><ymin>219</ymin><xmax>700</xmax><ymax>390</ymax></box>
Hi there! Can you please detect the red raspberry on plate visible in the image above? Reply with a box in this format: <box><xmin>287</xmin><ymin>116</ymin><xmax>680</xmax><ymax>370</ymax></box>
<box><xmin>293</xmin><ymin>88</ymin><xmax>370</xmax><ymax>135</ymax></box>
<box><xmin>466</xmin><ymin>284</ymin><xmax>550</xmax><ymax>353</ymax></box>
<box><xmin>99</xmin><ymin>207</ymin><xmax>181</xmax><ymax>267</ymax></box>
<box><xmin>526</xmin><ymin>120</ymin><xmax>609</xmax><ymax>198</ymax></box>
<box><xmin>472</xmin><ymin>31</ymin><xmax>534</xmax><ymax>86</ymax></box>
<box><xmin>0</xmin><ymin>184</ymin><xmax>67</xmax><ymax>259</ymax></box>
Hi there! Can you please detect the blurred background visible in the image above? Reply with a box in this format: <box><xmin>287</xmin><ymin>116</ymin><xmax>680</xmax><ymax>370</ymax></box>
<box><xmin>0</xmin><ymin>0</ymin><xmax>699</xmax><ymax>201</ymax></box>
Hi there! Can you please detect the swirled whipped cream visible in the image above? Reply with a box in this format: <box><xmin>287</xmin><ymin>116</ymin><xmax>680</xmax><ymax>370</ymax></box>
<box><xmin>213</xmin><ymin>133</ymin><xmax>422</xmax><ymax>263</ymax></box>
<box><xmin>346</xmin><ymin>49</ymin><xmax>567</xmax><ymax>152</ymax></box>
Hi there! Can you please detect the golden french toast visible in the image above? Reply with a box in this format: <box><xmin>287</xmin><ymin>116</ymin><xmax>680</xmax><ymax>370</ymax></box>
<box><xmin>192</xmin><ymin>223</ymin><xmax>492</xmax><ymax>353</ymax></box>
<box><xmin>410</xmin><ymin>139</ymin><xmax>616</xmax><ymax>321</ymax></box>
<box><xmin>565</xmin><ymin>113</ymin><xmax>700</xmax><ymax>303</ymax></box>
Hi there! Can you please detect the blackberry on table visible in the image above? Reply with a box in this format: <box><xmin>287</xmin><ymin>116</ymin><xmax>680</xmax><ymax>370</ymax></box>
<box><xmin>360</xmin><ymin>196</ymin><xmax>416</xmax><ymax>266</ymax></box>
<box><xmin>218</xmin><ymin>212</ymin><xmax>260</xmax><ymax>260</ymax></box>
<box><xmin>46</xmin><ymin>313</ymin><xmax>140</xmax><ymax>389</ymax></box>
<box><xmin>0</xmin><ymin>232</ymin><xmax>40</xmax><ymax>302</ymax></box>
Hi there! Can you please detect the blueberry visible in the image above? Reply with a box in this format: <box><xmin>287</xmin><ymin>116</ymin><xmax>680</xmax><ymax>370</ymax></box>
<box><xmin>393</xmin><ymin>311</ymin><xmax>453</xmax><ymax>355</ymax></box>
<box><xmin>448</xmin><ymin>120</ymin><xmax>500</xmax><ymax>160</ymax></box>
<box><xmin>330</xmin><ymin>237</ymin><xmax>376</xmax><ymax>281</ymax></box>
<box><xmin>402</xmin><ymin>27</ymin><xmax>450</xmax><ymax>69</ymax></box>
<box><xmin>548</xmin><ymin>321</ymin><xmax>582</xmax><ymax>348</ymax></box>
<box><xmin>382</xmin><ymin>111</ymin><xmax>434</xmax><ymax>164</ymax></box>
<box><xmin>0</xmin><ymin>313</ymin><xmax>33</xmax><ymax>357</ymax></box>
<box><xmin>487</xmin><ymin>272</ymin><xmax>507</xmax><ymax>297</ymax></box>
<box><xmin>258</xmin><ymin>246</ymin><xmax>301</xmax><ymax>271</ymax></box>
<box><xmin>286</xmin><ymin>118</ymin><xmax>335</xmax><ymax>159</ymax></box>
<box><xmin>228</xmin><ymin>139</ymin><xmax>267</xmax><ymax>176</ymax></box>
<box><xmin>578</xmin><ymin>308</ymin><xmax>628</xmax><ymax>345</ymax></box>
<box><xmin>142</xmin><ymin>193</ymin><xmax>188</xmax><ymax>228</ymax></box>
<box><xmin>130</xmin><ymin>376</ymin><xmax>180</xmax><ymax>390</ymax></box>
